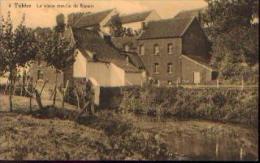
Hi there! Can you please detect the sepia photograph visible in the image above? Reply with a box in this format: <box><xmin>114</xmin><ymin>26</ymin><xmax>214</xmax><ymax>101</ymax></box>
<box><xmin>0</xmin><ymin>0</ymin><xmax>259</xmax><ymax>161</ymax></box>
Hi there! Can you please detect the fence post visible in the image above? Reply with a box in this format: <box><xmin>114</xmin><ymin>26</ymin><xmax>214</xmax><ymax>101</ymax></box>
<box><xmin>240</xmin><ymin>147</ymin><xmax>244</xmax><ymax>160</ymax></box>
<box><xmin>241</xmin><ymin>77</ymin><xmax>244</xmax><ymax>90</ymax></box>
<box><xmin>215</xmin><ymin>142</ymin><xmax>219</xmax><ymax>159</ymax></box>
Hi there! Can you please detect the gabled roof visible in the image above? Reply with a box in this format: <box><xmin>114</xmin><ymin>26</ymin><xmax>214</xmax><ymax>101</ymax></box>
<box><xmin>73</xmin><ymin>9</ymin><xmax>115</xmax><ymax>28</ymax></box>
<box><xmin>121</xmin><ymin>52</ymin><xmax>145</xmax><ymax>69</ymax></box>
<box><xmin>111</xmin><ymin>36</ymin><xmax>138</xmax><ymax>50</ymax></box>
<box><xmin>109</xmin><ymin>36</ymin><xmax>144</xmax><ymax>69</ymax></box>
<box><xmin>120</xmin><ymin>10</ymin><xmax>153</xmax><ymax>24</ymax></box>
<box><xmin>105</xmin><ymin>10</ymin><xmax>154</xmax><ymax>26</ymax></box>
<box><xmin>174</xmin><ymin>8</ymin><xmax>205</xmax><ymax>19</ymax></box>
<box><xmin>181</xmin><ymin>54</ymin><xmax>213</xmax><ymax>71</ymax></box>
<box><xmin>72</xmin><ymin>28</ymin><xmax>140</xmax><ymax>73</ymax></box>
<box><xmin>138</xmin><ymin>17</ymin><xmax>195</xmax><ymax>40</ymax></box>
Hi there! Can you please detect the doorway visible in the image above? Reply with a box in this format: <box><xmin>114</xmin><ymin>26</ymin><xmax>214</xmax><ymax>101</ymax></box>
<box><xmin>193</xmin><ymin>72</ymin><xmax>201</xmax><ymax>84</ymax></box>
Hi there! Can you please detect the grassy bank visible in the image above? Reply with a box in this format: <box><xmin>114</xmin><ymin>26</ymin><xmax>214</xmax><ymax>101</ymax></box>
<box><xmin>0</xmin><ymin>95</ymin><xmax>258</xmax><ymax>160</ymax></box>
<box><xmin>0</xmin><ymin>95</ymin><xmax>174</xmax><ymax>160</ymax></box>
<box><xmin>119</xmin><ymin>86</ymin><xmax>258</xmax><ymax>127</ymax></box>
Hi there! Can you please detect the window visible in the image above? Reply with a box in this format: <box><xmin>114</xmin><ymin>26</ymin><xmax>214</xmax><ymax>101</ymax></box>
<box><xmin>154</xmin><ymin>63</ymin><xmax>159</xmax><ymax>74</ymax></box>
<box><xmin>154</xmin><ymin>44</ymin><xmax>159</xmax><ymax>55</ymax></box>
<box><xmin>37</xmin><ymin>70</ymin><xmax>44</xmax><ymax>80</ymax></box>
<box><xmin>155</xmin><ymin>80</ymin><xmax>160</xmax><ymax>87</ymax></box>
<box><xmin>124</xmin><ymin>44</ymin><xmax>130</xmax><ymax>52</ymax></box>
<box><xmin>139</xmin><ymin>45</ymin><xmax>145</xmax><ymax>55</ymax></box>
<box><xmin>168</xmin><ymin>43</ymin><xmax>173</xmax><ymax>54</ymax></box>
<box><xmin>167</xmin><ymin>63</ymin><xmax>173</xmax><ymax>74</ymax></box>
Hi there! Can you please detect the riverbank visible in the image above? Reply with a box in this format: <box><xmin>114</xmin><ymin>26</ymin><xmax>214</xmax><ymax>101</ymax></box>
<box><xmin>0</xmin><ymin>95</ymin><xmax>258</xmax><ymax>160</ymax></box>
<box><xmin>119</xmin><ymin>86</ymin><xmax>258</xmax><ymax>127</ymax></box>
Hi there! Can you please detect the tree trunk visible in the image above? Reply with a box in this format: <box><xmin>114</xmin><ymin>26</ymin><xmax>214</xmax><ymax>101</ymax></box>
<box><xmin>61</xmin><ymin>80</ymin><xmax>69</xmax><ymax>109</ymax></box>
<box><xmin>73</xmin><ymin>86</ymin><xmax>80</xmax><ymax>109</ymax></box>
<box><xmin>8</xmin><ymin>70</ymin><xmax>13</xmax><ymax>112</ymax></box>
<box><xmin>29</xmin><ymin>96</ymin><xmax>32</xmax><ymax>112</ymax></box>
<box><xmin>53</xmin><ymin>70</ymin><xmax>59</xmax><ymax>106</ymax></box>
<box><xmin>20</xmin><ymin>73</ymin><xmax>25</xmax><ymax>96</ymax></box>
<box><xmin>35</xmin><ymin>90</ymin><xmax>43</xmax><ymax>110</ymax></box>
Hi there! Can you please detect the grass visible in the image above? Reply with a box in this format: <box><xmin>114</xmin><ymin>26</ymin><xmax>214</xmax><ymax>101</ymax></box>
<box><xmin>0</xmin><ymin>95</ymin><xmax>258</xmax><ymax>160</ymax></box>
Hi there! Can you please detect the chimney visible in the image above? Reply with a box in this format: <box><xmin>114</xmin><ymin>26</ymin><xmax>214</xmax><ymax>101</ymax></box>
<box><xmin>141</xmin><ymin>22</ymin><xmax>148</xmax><ymax>30</ymax></box>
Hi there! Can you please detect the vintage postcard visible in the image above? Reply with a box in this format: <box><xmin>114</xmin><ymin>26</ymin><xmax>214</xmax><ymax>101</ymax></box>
<box><xmin>0</xmin><ymin>0</ymin><xmax>258</xmax><ymax>161</ymax></box>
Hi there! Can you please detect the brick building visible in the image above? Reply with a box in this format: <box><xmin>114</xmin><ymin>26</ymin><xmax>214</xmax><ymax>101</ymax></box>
<box><xmin>137</xmin><ymin>16</ymin><xmax>214</xmax><ymax>85</ymax></box>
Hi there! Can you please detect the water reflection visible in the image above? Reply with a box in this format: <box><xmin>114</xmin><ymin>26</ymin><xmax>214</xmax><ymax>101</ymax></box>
<box><xmin>133</xmin><ymin>115</ymin><xmax>258</xmax><ymax>161</ymax></box>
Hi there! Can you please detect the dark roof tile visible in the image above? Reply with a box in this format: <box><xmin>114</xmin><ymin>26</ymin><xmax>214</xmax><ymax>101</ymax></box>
<box><xmin>120</xmin><ymin>10</ymin><xmax>152</xmax><ymax>24</ymax></box>
<box><xmin>138</xmin><ymin>17</ymin><xmax>195</xmax><ymax>40</ymax></box>
<box><xmin>174</xmin><ymin>8</ymin><xmax>204</xmax><ymax>19</ymax></box>
<box><xmin>73</xmin><ymin>9</ymin><xmax>114</xmax><ymax>28</ymax></box>
<box><xmin>72</xmin><ymin>28</ymin><xmax>140</xmax><ymax>72</ymax></box>
<box><xmin>105</xmin><ymin>10</ymin><xmax>153</xmax><ymax>26</ymax></box>
<box><xmin>111</xmin><ymin>36</ymin><xmax>138</xmax><ymax>50</ymax></box>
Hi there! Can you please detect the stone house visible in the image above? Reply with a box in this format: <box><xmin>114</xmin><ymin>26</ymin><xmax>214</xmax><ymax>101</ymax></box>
<box><xmin>104</xmin><ymin>10</ymin><xmax>161</xmax><ymax>34</ymax></box>
<box><xmin>72</xmin><ymin>8</ymin><xmax>118</xmax><ymax>34</ymax></box>
<box><xmin>137</xmin><ymin>16</ymin><xmax>214</xmax><ymax>85</ymax></box>
<box><xmin>67</xmin><ymin>28</ymin><xmax>146</xmax><ymax>87</ymax></box>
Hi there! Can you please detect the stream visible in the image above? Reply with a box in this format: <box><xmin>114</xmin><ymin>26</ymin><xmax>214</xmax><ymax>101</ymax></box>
<box><xmin>129</xmin><ymin>115</ymin><xmax>258</xmax><ymax>161</ymax></box>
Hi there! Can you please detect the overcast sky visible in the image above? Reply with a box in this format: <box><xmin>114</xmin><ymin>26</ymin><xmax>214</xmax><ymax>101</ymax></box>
<box><xmin>0</xmin><ymin>0</ymin><xmax>207</xmax><ymax>28</ymax></box>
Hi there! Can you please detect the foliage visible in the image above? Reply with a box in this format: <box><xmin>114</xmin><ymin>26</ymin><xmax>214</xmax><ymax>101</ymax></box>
<box><xmin>39</xmin><ymin>31</ymin><xmax>75</xmax><ymax>72</ymax></box>
<box><xmin>0</xmin><ymin>12</ymin><xmax>38</xmax><ymax>111</ymax></box>
<box><xmin>120</xmin><ymin>86</ymin><xmax>258</xmax><ymax>127</ymax></box>
<box><xmin>202</xmin><ymin>0</ymin><xmax>259</xmax><ymax>81</ymax></box>
<box><xmin>203</xmin><ymin>0</ymin><xmax>258</xmax><ymax>35</ymax></box>
<box><xmin>35</xmin><ymin>19</ymin><xmax>75</xmax><ymax>106</ymax></box>
<box><xmin>55</xmin><ymin>13</ymin><xmax>66</xmax><ymax>33</ymax></box>
<box><xmin>109</xmin><ymin>14</ymin><xmax>124</xmax><ymax>37</ymax></box>
<box><xmin>0</xmin><ymin>12</ymin><xmax>37</xmax><ymax>71</ymax></box>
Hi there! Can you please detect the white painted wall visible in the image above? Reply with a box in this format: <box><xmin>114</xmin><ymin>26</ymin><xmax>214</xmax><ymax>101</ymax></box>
<box><xmin>86</xmin><ymin>62</ymin><xmax>125</xmax><ymax>87</ymax></box>
<box><xmin>74</xmin><ymin>49</ymin><xmax>140</xmax><ymax>87</ymax></box>
<box><xmin>73</xmin><ymin>50</ymin><xmax>87</xmax><ymax>78</ymax></box>
<box><xmin>125</xmin><ymin>70</ymin><xmax>146</xmax><ymax>86</ymax></box>
<box><xmin>110</xmin><ymin>63</ymin><xmax>125</xmax><ymax>86</ymax></box>
<box><xmin>86</xmin><ymin>62</ymin><xmax>111</xmax><ymax>86</ymax></box>
<box><xmin>123</xmin><ymin>22</ymin><xmax>143</xmax><ymax>31</ymax></box>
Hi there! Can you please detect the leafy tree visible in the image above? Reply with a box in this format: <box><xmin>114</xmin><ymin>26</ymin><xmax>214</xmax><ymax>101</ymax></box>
<box><xmin>0</xmin><ymin>12</ymin><xmax>38</xmax><ymax>111</ymax></box>
<box><xmin>110</xmin><ymin>14</ymin><xmax>124</xmax><ymax>37</ymax></box>
<box><xmin>39</xmin><ymin>17</ymin><xmax>75</xmax><ymax>106</ymax></box>
<box><xmin>55</xmin><ymin>13</ymin><xmax>66</xmax><ymax>33</ymax></box>
<box><xmin>203</xmin><ymin>0</ymin><xmax>259</xmax><ymax>82</ymax></box>
<box><xmin>203</xmin><ymin>0</ymin><xmax>259</xmax><ymax>36</ymax></box>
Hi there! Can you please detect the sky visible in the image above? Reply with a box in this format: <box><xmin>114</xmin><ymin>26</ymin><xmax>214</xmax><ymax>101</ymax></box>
<box><xmin>0</xmin><ymin>0</ymin><xmax>207</xmax><ymax>28</ymax></box>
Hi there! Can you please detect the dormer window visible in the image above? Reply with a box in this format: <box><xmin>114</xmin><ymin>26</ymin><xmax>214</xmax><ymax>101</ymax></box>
<box><xmin>139</xmin><ymin>44</ymin><xmax>145</xmax><ymax>55</ymax></box>
<box><xmin>154</xmin><ymin>44</ymin><xmax>159</xmax><ymax>55</ymax></box>
<box><xmin>168</xmin><ymin>43</ymin><xmax>173</xmax><ymax>54</ymax></box>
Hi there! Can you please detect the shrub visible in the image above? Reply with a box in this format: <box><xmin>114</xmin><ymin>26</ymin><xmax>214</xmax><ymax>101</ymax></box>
<box><xmin>120</xmin><ymin>86</ymin><xmax>258</xmax><ymax>127</ymax></box>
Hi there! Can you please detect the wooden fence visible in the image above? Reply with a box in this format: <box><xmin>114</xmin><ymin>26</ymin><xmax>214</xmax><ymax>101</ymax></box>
<box><xmin>178</xmin><ymin>84</ymin><xmax>258</xmax><ymax>89</ymax></box>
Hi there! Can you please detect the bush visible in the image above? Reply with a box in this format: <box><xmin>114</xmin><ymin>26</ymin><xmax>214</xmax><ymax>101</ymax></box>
<box><xmin>120</xmin><ymin>86</ymin><xmax>258</xmax><ymax>127</ymax></box>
